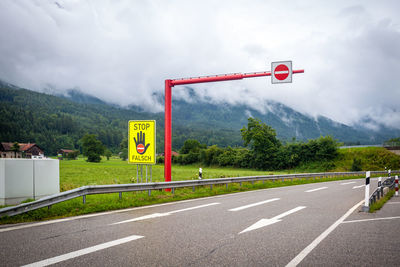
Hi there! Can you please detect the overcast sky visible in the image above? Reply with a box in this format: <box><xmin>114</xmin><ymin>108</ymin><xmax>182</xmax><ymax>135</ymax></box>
<box><xmin>0</xmin><ymin>0</ymin><xmax>399</xmax><ymax>129</ymax></box>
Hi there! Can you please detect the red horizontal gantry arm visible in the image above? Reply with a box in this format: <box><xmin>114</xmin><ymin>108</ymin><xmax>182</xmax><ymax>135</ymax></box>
<box><xmin>170</xmin><ymin>69</ymin><xmax>304</xmax><ymax>86</ymax></box>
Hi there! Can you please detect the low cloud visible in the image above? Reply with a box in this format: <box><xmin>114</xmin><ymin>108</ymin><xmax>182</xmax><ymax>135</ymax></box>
<box><xmin>0</xmin><ymin>0</ymin><xmax>399</xmax><ymax>129</ymax></box>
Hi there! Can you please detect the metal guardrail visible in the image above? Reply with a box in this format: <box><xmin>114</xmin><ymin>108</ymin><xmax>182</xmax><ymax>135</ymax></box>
<box><xmin>1</xmin><ymin>170</ymin><xmax>399</xmax><ymax>218</ymax></box>
<box><xmin>369</xmin><ymin>176</ymin><xmax>396</xmax><ymax>206</ymax></box>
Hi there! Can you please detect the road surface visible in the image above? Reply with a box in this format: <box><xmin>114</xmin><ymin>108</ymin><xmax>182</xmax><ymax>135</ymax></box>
<box><xmin>0</xmin><ymin>178</ymin><xmax>398</xmax><ymax>266</ymax></box>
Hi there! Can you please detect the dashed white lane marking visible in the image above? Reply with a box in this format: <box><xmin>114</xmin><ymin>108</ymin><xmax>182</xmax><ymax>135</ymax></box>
<box><xmin>239</xmin><ymin>206</ymin><xmax>306</xmax><ymax>234</ymax></box>
<box><xmin>111</xmin><ymin>202</ymin><xmax>220</xmax><ymax>225</ymax></box>
<box><xmin>22</xmin><ymin>234</ymin><xmax>144</xmax><ymax>267</ymax></box>
<box><xmin>340</xmin><ymin>181</ymin><xmax>356</xmax><ymax>185</ymax></box>
<box><xmin>229</xmin><ymin>198</ymin><xmax>280</xmax><ymax>212</ymax></box>
<box><xmin>285</xmin><ymin>199</ymin><xmax>364</xmax><ymax>267</ymax></box>
<box><xmin>352</xmin><ymin>185</ymin><xmax>365</xmax><ymax>189</ymax></box>
<box><xmin>387</xmin><ymin>202</ymin><xmax>400</xmax><ymax>204</ymax></box>
<box><xmin>342</xmin><ymin>216</ymin><xmax>400</xmax><ymax>224</ymax></box>
<box><xmin>305</xmin><ymin>187</ymin><xmax>328</xmax><ymax>193</ymax></box>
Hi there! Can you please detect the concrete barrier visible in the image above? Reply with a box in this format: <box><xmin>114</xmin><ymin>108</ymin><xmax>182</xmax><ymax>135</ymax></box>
<box><xmin>0</xmin><ymin>159</ymin><xmax>59</xmax><ymax>205</ymax></box>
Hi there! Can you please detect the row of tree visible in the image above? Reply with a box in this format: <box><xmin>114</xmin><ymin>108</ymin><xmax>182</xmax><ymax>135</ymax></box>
<box><xmin>164</xmin><ymin>118</ymin><xmax>340</xmax><ymax>170</ymax></box>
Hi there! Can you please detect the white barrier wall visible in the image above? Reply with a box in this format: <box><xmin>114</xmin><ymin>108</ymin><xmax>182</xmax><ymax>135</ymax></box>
<box><xmin>0</xmin><ymin>159</ymin><xmax>59</xmax><ymax>205</ymax></box>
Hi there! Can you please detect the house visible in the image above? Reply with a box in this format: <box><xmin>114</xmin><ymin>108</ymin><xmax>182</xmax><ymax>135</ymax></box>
<box><xmin>57</xmin><ymin>149</ymin><xmax>75</xmax><ymax>156</ymax></box>
<box><xmin>158</xmin><ymin>151</ymin><xmax>180</xmax><ymax>157</ymax></box>
<box><xmin>0</xmin><ymin>142</ymin><xmax>44</xmax><ymax>159</ymax></box>
<box><xmin>57</xmin><ymin>149</ymin><xmax>78</xmax><ymax>160</ymax></box>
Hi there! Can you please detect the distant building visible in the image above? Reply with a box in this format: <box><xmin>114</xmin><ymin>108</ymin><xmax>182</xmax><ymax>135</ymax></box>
<box><xmin>384</xmin><ymin>146</ymin><xmax>400</xmax><ymax>155</ymax></box>
<box><xmin>0</xmin><ymin>142</ymin><xmax>45</xmax><ymax>159</ymax></box>
<box><xmin>158</xmin><ymin>151</ymin><xmax>180</xmax><ymax>157</ymax></box>
<box><xmin>57</xmin><ymin>149</ymin><xmax>77</xmax><ymax>160</ymax></box>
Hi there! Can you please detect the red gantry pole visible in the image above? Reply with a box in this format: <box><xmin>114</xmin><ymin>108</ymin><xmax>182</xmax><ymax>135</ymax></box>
<box><xmin>164</xmin><ymin>69</ymin><xmax>304</xmax><ymax>186</ymax></box>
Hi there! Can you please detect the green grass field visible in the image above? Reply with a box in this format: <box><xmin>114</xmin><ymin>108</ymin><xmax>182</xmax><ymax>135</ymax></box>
<box><xmin>60</xmin><ymin>157</ymin><xmax>287</xmax><ymax>191</ymax></box>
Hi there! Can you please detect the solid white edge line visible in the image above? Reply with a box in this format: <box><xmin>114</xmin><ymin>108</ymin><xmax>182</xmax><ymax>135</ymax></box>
<box><xmin>342</xmin><ymin>216</ymin><xmax>400</xmax><ymax>224</ymax></box>
<box><xmin>285</xmin><ymin>199</ymin><xmax>363</xmax><ymax>267</ymax></box>
<box><xmin>305</xmin><ymin>187</ymin><xmax>328</xmax><ymax>193</ymax></box>
<box><xmin>229</xmin><ymin>198</ymin><xmax>280</xmax><ymax>211</ymax></box>
<box><xmin>21</xmin><ymin>234</ymin><xmax>144</xmax><ymax>267</ymax></box>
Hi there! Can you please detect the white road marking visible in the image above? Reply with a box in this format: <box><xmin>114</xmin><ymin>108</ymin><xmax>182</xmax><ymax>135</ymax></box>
<box><xmin>0</xmin><ymin>186</ymin><xmax>289</xmax><ymax>233</ymax></box>
<box><xmin>352</xmin><ymin>185</ymin><xmax>365</xmax><ymax>189</ymax></box>
<box><xmin>342</xmin><ymin>216</ymin><xmax>400</xmax><ymax>224</ymax></box>
<box><xmin>229</xmin><ymin>198</ymin><xmax>280</xmax><ymax>212</ymax></box>
<box><xmin>22</xmin><ymin>234</ymin><xmax>144</xmax><ymax>267</ymax></box>
<box><xmin>340</xmin><ymin>181</ymin><xmax>356</xmax><ymax>185</ymax></box>
<box><xmin>239</xmin><ymin>206</ymin><xmax>306</xmax><ymax>234</ymax></box>
<box><xmin>286</xmin><ymin>199</ymin><xmax>364</xmax><ymax>267</ymax></box>
<box><xmin>305</xmin><ymin>187</ymin><xmax>328</xmax><ymax>193</ymax></box>
<box><xmin>111</xmin><ymin>202</ymin><xmax>220</xmax><ymax>225</ymax></box>
<box><xmin>387</xmin><ymin>202</ymin><xmax>400</xmax><ymax>204</ymax></box>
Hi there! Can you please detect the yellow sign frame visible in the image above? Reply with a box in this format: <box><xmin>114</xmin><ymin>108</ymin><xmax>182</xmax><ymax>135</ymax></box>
<box><xmin>128</xmin><ymin>120</ymin><xmax>156</xmax><ymax>165</ymax></box>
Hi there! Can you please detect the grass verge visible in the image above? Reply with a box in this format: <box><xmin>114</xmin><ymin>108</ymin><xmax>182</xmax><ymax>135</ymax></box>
<box><xmin>0</xmin><ymin>175</ymin><xmax>365</xmax><ymax>225</ymax></box>
<box><xmin>369</xmin><ymin>189</ymin><xmax>395</xmax><ymax>213</ymax></box>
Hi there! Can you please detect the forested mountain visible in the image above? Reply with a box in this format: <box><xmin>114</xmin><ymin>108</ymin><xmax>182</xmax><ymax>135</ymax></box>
<box><xmin>1</xmin><ymin>81</ymin><xmax>398</xmax><ymax>156</ymax></box>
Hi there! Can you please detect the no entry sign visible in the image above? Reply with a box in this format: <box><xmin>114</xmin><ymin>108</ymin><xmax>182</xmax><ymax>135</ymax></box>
<box><xmin>271</xmin><ymin>61</ymin><xmax>292</xmax><ymax>84</ymax></box>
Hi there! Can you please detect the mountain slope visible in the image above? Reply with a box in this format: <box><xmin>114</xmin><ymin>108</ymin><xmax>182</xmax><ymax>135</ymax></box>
<box><xmin>1</xmin><ymin>81</ymin><xmax>398</xmax><ymax>156</ymax></box>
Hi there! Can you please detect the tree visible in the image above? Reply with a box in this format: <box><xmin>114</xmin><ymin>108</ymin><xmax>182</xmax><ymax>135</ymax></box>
<box><xmin>241</xmin><ymin>118</ymin><xmax>282</xmax><ymax>170</ymax></box>
<box><xmin>180</xmin><ymin>139</ymin><xmax>206</xmax><ymax>154</ymax></box>
<box><xmin>80</xmin><ymin>134</ymin><xmax>105</xmax><ymax>163</ymax></box>
<box><xmin>104</xmin><ymin>149</ymin><xmax>112</xmax><ymax>160</ymax></box>
<box><xmin>119</xmin><ymin>138</ymin><xmax>128</xmax><ymax>161</ymax></box>
<box><xmin>11</xmin><ymin>142</ymin><xmax>20</xmax><ymax>158</ymax></box>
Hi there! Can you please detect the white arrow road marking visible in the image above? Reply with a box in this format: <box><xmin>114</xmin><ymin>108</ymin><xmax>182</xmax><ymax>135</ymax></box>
<box><xmin>353</xmin><ymin>185</ymin><xmax>365</xmax><ymax>189</ymax></box>
<box><xmin>111</xmin><ymin>202</ymin><xmax>220</xmax><ymax>225</ymax></box>
<box><xmin>239</xmin><ymin>206</ymin><xmax>306</xmax><ymax>234</ymax></box>
<box><xmin>22</xmin><ymin>235</ymin><xmax>144</xmax><ymax>267</ymax></box>
<box><xmin>305</xmin><ymin>187</ymin><xmax>328</xmax><ymax>193</ymax></box>
<box><xmin>229</xmin><ymin>198</ymin><xmax>280</xmax><ymax>212</ymax></box>
<box><xmin>340</xmin><ymin>181</ymin><xmax>356</xmax><ymax>185</ymax></box>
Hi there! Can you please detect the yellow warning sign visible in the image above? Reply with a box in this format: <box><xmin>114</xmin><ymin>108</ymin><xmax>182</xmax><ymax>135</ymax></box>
<box><xmin>128</xmin><ymin>120</ymin><xmax>156</xmax><ymax>164</ymax></box>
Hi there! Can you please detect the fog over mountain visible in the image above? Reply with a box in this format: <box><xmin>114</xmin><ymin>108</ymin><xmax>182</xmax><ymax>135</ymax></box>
<box><xmin>0</xmin><ymin>1</ymin><xmax>399</xmax><ymax>130</ymax></box>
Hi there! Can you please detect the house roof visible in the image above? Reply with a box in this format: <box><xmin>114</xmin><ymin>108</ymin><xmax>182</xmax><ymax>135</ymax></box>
<box><xmin>0</xmin><ymin>142</ymin><xmax>43</xmax><ymax>152</ymax></box>
<box><xmin>59</xmin><ymin>149</ymin><xmax>75</xmax><ymax>153</ymax></box>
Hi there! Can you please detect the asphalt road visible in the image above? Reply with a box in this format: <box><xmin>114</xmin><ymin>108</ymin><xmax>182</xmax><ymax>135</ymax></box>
<box><xmin>1</xmin><ymin>177</ymin><xmax>398</xmax><ymax>266</ymax></box>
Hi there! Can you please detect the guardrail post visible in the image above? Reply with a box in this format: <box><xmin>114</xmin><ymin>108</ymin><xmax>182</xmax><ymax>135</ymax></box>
<box><xmin>210</xmin><ymin>185</ymin><xmax>213</xmax><ymax>190</ymax></box>
<box><xmin>192</xmin><ymin>186</ymin><xmax>195</xmax><ymax>192</ymax></box>
<box><xmin>226</xmin><ymin>183</ymin><xmax>228</xmax><ymax>190</ymax></box>
<box><xmin>362</xmin><ymin>171</ymin><xmax>370</xmax><ymax>212</ymax></box>
<box><xmin>83</xmin><ymin>195</ymin><xmax>86</xmax><ymax>204</ymax></box>
<box><xmin>377</xmin><ymin>177</ymin><xmax>382</xmax><ymax>199</ymax></box>
<box><xmin>148</xmin><ymin>190</ymin><xmax>151</xmax><ymax>196</ymax></box>
<box><xmin>119</xmin><ymin>192</ymin><xmax>122</xmax><ymax>200</ymax></box>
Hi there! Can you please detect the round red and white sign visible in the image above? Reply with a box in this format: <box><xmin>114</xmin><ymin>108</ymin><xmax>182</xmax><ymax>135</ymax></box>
<box><xmin>136</xmin><ymin>144</ymin><xmax>145</xmax><ymax>154</ymax></box>
<box><xmin>274</xmin><ymin>64</ymin><xmax>289</xmax><ymax>80</ymax></box>
<box><xmin>271</xmin><ymin>61</ymin><xmax>292</xmax><ymax>84</ymax></box>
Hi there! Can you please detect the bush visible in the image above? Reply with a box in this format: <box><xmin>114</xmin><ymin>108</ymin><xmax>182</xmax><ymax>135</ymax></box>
<box><xmin>351</xmin><ymin>158</ymin><xmax>362</xmax><ymax>171</ymax></box>
<box><xmin>157</xmin><ymin>156</ymin><xmax>164</xmax><ymax>164</ymax></box>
